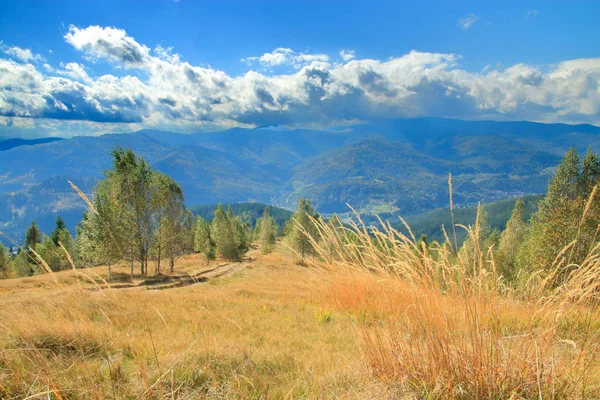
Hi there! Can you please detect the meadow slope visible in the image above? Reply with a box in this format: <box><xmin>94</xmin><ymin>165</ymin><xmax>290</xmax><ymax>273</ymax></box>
<box><xmin>1</xmin><ymin>239</ymin><xmax>599</xmax><ymax>398</ymax></box>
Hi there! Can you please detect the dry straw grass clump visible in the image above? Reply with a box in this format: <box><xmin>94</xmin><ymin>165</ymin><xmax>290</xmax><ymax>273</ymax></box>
<box><xmin>305</xmin><ymin>205</ymin><xmax>600</xmax><ymax>398</ymax></box>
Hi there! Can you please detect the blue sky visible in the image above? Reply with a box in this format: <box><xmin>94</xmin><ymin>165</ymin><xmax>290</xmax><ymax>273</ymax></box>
<box><xmin>1</xmin><ymin>0</ymin><xmax>600</xmax><ymax>138</ymax></box>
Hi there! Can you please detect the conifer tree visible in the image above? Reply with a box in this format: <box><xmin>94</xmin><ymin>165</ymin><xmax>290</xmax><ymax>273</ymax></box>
<box><xmin>50</xmin><ymin>216</ymin><xmax>66</xmax><ymax>246</ymax></box>
<box><xmin>496</xmin><ymin>199</ymin><xmax>528</xmax><ymax>282</ymax></box>
<box><xmin>194</xmin><ymin>216</ymin><xmax>212</xmax><ymax>254</ymax></box>
<box><xmin>211</xmin><ymin>204</ymin><xmax>240</xmax><ymax>260</ymax></box>
<box><xmin>150</xmin><ymin>172</ymin><xmax>191</xmax><ymax>274</ymax></box>
<box><xmin>517</xmin><ymin>147</ymin><xmax>598</xmax><ymax>272</ymax></box>
<box><xmin>0</xmin><ymin>243</ymin><xmax>10</xmax><ymax>279</ymax></box>
<box><xmin>12</xmin><ymin>251</ymin><xmax>32</xmax><ymax>277</ymax></box>
<box><xmin>258</xmin><ymin>207</ymin><xmax>275</xmax><ymax>242</ymax></box>
<box><xmin>24</xmin><ymin>221</ymin><xmax>41</xmax><ymax>253</ymax></box>
<box><xmin>288</xmin><ymin>198</ymin><xmax>318</xmax><ymax>260</ymax></box>
<box><xmin>37</xmin><ymin>235</ymin><xmax>63</xmax><ymax>271</ymax></box>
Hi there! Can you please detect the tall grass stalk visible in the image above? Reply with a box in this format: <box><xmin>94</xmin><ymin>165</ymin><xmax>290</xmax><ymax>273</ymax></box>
<box><xmin>301</xmin><ymin>202</ymin><xmax>600</xmax><ymax>397</ymax></box>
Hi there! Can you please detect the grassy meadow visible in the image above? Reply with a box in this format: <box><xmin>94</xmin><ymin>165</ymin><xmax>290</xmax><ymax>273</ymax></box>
<box><xmin>1</xmin><ymin>226</ymin><xmax>600</xmax><ymax>399</ymax></box>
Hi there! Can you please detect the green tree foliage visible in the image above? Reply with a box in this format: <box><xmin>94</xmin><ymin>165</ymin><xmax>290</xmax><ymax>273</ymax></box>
<box><xmin>76</xmin><ymin>177</ymin><xmax>131</xmax><ymax>280</ymax></box>
<box><xmin>211</xmin><ymin>204</ymin><xmax>240</xmax><ymax>260</ymax></box>
<box><xmin>288</xmin><ymin>198</ymin><xmax>319</xmax><ymax>260</ymax></box>
<box><xmin>194</xmin><ymin>216</ymin><xmax>212</xmax><ymax>255</ymax></box>
<box><xmin>397</xmin><ymin>195</ymin><xmax>542</xmax><ymax>246</ymax></box>
<box><xmin>76</xmin><ymin>147</ymin><xmax>194</xmax><ymax>276</ymax></box>
<box><xmin>108</xmin><ymin>147</ymin><xmax>155</xmax><ymax>275</ymax></box>
<box><xmin>150</xmin><ymin>172</ymin><xmax>193</xmax><ymax>274</ymax></box>
<box><xmin>0</xmin><ymin>243</ymin><xmax>11</xmax><ymax>279</ymax></box>
<box><xmin>496</xmin><ymin>199</ymin><xmax>529</xmax><ymax>282</ymax></box>
<box><xmin>518</xmin><ymin>147</ymin><xmax>600</xmax><ymax>275</ymax></box>
<box><xmin>12</xmin><ymin>251</ymin><xmax>33</xmax><ymax>277</ymax></box>
<box><xmin>226</xmin><ymin>205</ymin><xmax>250</xmax><ymax>255</ymax></box>
<box><xmin>50</xmin><ymin>216</ymin><xmax>66</xmax><ymax>246</ymax></box>
<box><xmin>191</xmin><ymin>203</ymin><xmax>292</xmax><ymax>232</ymax></box>
<box><xmin>36</xmin><ymin>235</ymin><xmax>63</xmax><ymax>272</ymax></box>
<box><xmin>24</xmin><ymin>221</ymin><xmax>41</xmax><ymax>253</ymax></box>
<box><xmin>255</xmin><ymin>207</ymin><xmax>277</xmax><ymax>253</ymax></box>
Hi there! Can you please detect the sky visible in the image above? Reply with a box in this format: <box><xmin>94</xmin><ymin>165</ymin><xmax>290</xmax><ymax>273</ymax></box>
<box><xmin>1</xmin><ymin>0</ymin><xmax>600</xmax><ymax>138</ymax></box>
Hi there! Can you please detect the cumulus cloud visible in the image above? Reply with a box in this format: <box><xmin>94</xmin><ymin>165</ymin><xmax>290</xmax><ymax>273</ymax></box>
<box><xmin>458</xmin><ymin>14</ymin><xmax>479</xmax><ymax>30</ymax></box>
<box><xmin>1</xmin><ymin>43</ymin><xmax>43</xmax><ymax>62</ymax></box>
<box><xmin>242</xmin><ymin>47</ymin><xmax>330</xmax><ymax>69</ymax></box>
<box><xmin>339</xmin><ymin>50</ymin><xmax>356</xmax><ymax>62</ymax></box>
<box><xmin>64</xmin><ymin>25</ymin><xmax>150</xmax><ymax>68</ymax></box>
<box><xmin>1</xmin><ymin>24</ymin><xmax>600</xmax><ymax>136</ymax></box>
<box><xmin>527</xmin><ymin>9</ymin><xmax>538</xmax><ymax>18</ymax></box>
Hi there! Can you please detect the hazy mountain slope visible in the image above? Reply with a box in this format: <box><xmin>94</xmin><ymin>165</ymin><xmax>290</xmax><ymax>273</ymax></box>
<box><xmin>191</xmin><ymin>128</ymin><xmax>356</xmax><ymax>168</ymax></box>
<box><xmin>0</xmin><ymin>130</ymin><xmax>284</xmax><ymax>242</ymax></box>
<box><xmin>0</xmin><ymin>176</ymin><xmax>95</xmax><ymax>245</ymax></box>
<box><xmin>2</xmin><ymin>117</ymin><xmax>600</xmax><ymax>243</ymax></box>
<box><xmin>0</xmin><ymin>137</ymin><xmax>64</xmax><ymax>152</ymax></box>
<box><xmin>286</xmin><ymin>135</ymin><xmax>554</xmax><ymax>214</ymax></box>
<box><xmin>152</xmin><ymin>146</ymin><xmax>284</xmax><ymax>204</ymax></box>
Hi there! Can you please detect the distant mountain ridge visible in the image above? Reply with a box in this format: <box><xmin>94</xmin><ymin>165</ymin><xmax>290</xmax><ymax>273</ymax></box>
<box><xmin>1</xmin><ymin>117</ymin><xmax>600</xmax><ymax>243</ymax></box>
<box><xmin>0</xmin><ymin>137</ymin><xmax>63</xmax><ymax>152</ymax></box>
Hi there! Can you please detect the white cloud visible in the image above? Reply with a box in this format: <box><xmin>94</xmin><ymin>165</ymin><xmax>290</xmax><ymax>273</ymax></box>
<box><xmin>1</xmin><ymin>43</ymin><xmax>43</xmax><ymax>62</ymax></box>
<box><xmin>527</xmin><ymin>9</ymin><xmax>538</xmax><ymax>18</ymax></box>
<box><xmin>64</xmin><ymin>25</ymin><xmax>150</xmax><ymax>67</ymax></box>
<box><xmin>339</xmin><ymin>50</ymin><xmax>356</xmax><ymax>62</ymax></box>
<box><xmin>1</xmin><ymin>25</ymin><xmax>600</xmax><ymax>136</ymax></box>
<box><xmin>55</xmin><ymin>62</ymin><xmax>92</xmax><ymax>83</ymax></box>
<box><xmin>458</xmin><ymin>14</ymin><xmax>479</xmax><ymax>30</ymax></box>
<box><xmin>243</xmin><ymin>47</ymin><xmax>330</xmax><ymax>69</ymax></box>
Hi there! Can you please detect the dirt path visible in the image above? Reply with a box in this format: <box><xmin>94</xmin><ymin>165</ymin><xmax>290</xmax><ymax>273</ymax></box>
<box><xmin>103</xmin><ymin>259</ymin><xmax>251</xmax><ymax>291</ymax></box>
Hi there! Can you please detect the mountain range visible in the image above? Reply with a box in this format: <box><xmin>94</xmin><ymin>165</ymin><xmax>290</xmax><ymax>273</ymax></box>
<box><xmin>1</xmin><ymin>117</ymin><xmax>600</xmax><ymax>244</ymax></box>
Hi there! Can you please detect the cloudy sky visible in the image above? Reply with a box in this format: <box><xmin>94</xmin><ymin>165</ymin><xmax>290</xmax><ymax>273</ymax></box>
<box><xmin>1</xmin><ymin>0</ymin><xmax>600</xmax><ymax>138</ymax></box>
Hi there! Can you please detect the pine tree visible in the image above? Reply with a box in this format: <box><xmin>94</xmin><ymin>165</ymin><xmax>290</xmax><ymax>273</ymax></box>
<box><xmin>24</xmin><ymin>221</ymin><xmax>41</xmax><ymax>252</ymax></box>
<box><xmin>50</xmin><ymin>216</ymin><xmax>66</xmax><ymax>246</ymax></box>
<box><xmin>211</xmin><ymin>204</ymin><xmax>239</xmax><ymax>260</ymax></box>
<box><xmin>288</xmin><ymin>198</ymin><xmax>318</xmax><ymax>260</ymax></box>
<box><xmin>37</xmin><ymin>235</ymin><xmax>62</xmax><ymax>271</ymax></box>
<box><xmin>518</xmin><ymin>148</ymin><xmax>594</xmax><ymax>272</ymax></box>
<box><xmin>0</xmin><ymin>243</ymin><xmax>10</xmax><ymax>279</ymax></box>
<box><xmin>496</xmin><ymin>199</ymin><xmax>529</xmax><ymax>282</ymax></box>
<box><xmin>12</xmin><ymin>251</ymin><xmax>32</xmax><ymax>277</ymax></box>
<box><xmin>578</xmin><ymin>146</ymin><xmax>600</xmax><ymax>195</ymax></box>
<box><xmin>194</xmin><ymin>216</ymin><xmax>212</xmax><ymax>254</ymax></box>
<box><xmin>255</xmin><ymin>207</ymin><xmax>277</xmax><ymax>252</ymax></box>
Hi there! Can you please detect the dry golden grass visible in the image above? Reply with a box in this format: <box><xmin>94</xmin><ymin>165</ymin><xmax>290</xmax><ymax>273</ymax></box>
<box><xmin>0</xmin><ymin>244</ymin><xmax>388</xmax><ymax>399</ymax></box>
<box><xmin>3</xmin><ymin>213</ymin><xmax>600</xmax><ymax>398</ymax></box>
<box><xmin>319</xmin><ymin>272</ymin><xmax>600</xmax><ymax>398</ymax></box>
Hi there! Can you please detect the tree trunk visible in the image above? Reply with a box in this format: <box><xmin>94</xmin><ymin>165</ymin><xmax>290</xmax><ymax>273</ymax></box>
<box><xmin>157</xmin><ymin>244</ymin><xmax>161</xmax><ymax>275</ymax></box>
<box><xmin>108</xmin><ymin>263</ymin><xmax>111</xmax><ymax>283</ymax></box>
<box><xmin>170</xmin><ymin>257</ymin><xmax>175</xmax><ymax>273</ymax></box>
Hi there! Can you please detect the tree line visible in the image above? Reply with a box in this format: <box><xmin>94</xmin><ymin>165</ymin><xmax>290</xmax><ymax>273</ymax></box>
<box><xmin>0</xmin><ymin>147</ymin><xmax>319</xmax><ymax>279</ymax></box>
<box><xmin>440</xmin><ymin>146</ymin><xmax>600</xmax><ymax>286</ymax></box>
<box><xmin>5</xmin><ymin>145</ymin><xmax>590</xmax><ymax>285</ymax></box>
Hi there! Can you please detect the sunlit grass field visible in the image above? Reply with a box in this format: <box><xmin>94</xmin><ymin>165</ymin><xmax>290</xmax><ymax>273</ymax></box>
<box><xmin>1</xmin><ymin>236</ymin><xmax>599</xmax><ymax>398</ymax></box>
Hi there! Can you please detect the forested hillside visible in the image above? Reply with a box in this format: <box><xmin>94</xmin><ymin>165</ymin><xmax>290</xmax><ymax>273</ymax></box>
<box><xmin>190</xmin><ymin>203</ymin><xmax>292</xmax><ymax>229</ymax></box>
<box><xmin>2</xmin><ymin>117</ymin><xmax>600</xmax><ymax>242</ymax></box>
